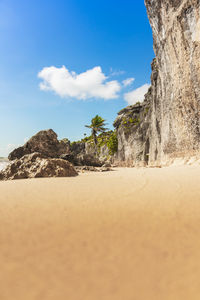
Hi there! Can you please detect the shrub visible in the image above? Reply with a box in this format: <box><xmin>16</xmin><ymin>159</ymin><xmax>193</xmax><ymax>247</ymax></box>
<box><xmin>107</xmin><ymin>132</ymin><xmax>118</xmax><ymax>155</ymax></box>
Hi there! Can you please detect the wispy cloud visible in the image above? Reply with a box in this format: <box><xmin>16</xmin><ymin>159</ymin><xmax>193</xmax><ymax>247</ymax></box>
<box><xmin>38</xmin><ymin>66</ymin><xmax>121</xmax><ymax>100</ymax></box>
<box><xmin>122</xmin><ymin>77</ymin><xmax>135</xmax><ymax>87</ymax></box>
<box><xmin>109</xmin><ymin>68</ymin><xmax>125</xmax><ymax>77</ymax></box>
<box><xmin>124</xmin><ymin>84</ymin><xmax>150</xmax><ymax>105</ymax></box>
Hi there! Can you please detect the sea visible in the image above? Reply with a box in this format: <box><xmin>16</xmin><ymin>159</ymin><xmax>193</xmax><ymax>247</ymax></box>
<box><xmin>0</xmin><ymin>160</ymin><xmax>9</xmax><ymax>171</ymax></box>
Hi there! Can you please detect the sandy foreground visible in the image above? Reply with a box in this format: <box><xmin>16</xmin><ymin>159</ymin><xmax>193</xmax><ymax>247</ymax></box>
<box><xmin>0</xmin><ymin>166</ymin><xmax>200</xmax><ymax>300</ymax></box>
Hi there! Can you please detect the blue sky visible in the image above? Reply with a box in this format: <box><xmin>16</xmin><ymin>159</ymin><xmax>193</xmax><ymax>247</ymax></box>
<box><xmin>0</xmin><ymin>0</ymin><xmax>154</xmax><ymax>156</ymax></box>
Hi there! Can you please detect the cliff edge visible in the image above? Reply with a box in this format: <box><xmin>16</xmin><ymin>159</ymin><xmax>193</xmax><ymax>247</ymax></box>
<box><xmin>114</xmin><ymin>0</ymin><xmax>200</xmax><ymax>166</ymax></box>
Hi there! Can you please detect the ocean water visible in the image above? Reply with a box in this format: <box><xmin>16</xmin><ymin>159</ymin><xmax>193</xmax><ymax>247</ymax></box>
<box><xmin>0</xmin><ymin>161</ymin><xmax>9</xmax><ymax>171</ymax></box>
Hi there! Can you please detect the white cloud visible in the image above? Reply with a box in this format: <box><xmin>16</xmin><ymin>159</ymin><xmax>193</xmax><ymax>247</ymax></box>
<box><xmin>124</xmin><ymin>84</ymin><xmax>150</xmax><ymax>105</ymax></box>
<box><xmin>38</xmin><ymin>66</ymin><xmax>121</xmax><ymax>100</ymax></box>
<box><xmin>122</xmin><ymin>77</ymin><xmax>135</xmax><ymax>87</ymax></box>
<box><xmin>110</xmin><ymin>68</ymin><xmax>125</xmax><ymax>76</ymax></box>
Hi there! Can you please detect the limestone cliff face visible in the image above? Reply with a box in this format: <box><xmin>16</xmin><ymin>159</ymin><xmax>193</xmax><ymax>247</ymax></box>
<box><xmin>146</xmin><ymin>0</ymin><xmax>200</xmax><ymax>163</ymax></box>
<box><xmin>114</xmin><ymin>60</ymin><xmax>159</xmax><ymax>166</ymax></box>
<box><xmin>113</xmin><ymin>100</ymin><xmax>151</xmax><ymax>166</ymax></box>
<box><xmin>115</xmin><ymin>0</ymin><xmax>200</xmax><ymax>166</ymax></box>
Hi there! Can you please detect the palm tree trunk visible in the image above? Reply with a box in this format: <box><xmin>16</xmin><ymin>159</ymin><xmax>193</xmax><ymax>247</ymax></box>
<box><xmin>92</xmin><ymin>130</ymin><xmax>98</xmax><ymax>156</ymax></box>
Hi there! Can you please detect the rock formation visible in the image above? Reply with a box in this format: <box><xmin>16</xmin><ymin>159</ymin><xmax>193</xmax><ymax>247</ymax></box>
<box><xmin>0</xmin><ymin>152</ymin><xmax>78</xmax><ymax>180</ymax></box>
<box><xmin>114</xmin><ymin>0</ymin><xmax>200</xmax><ymax>166</ymax></box>
<box><xmin>61</xmin><ymin>145</ymin><xmax>104</xmax><ymax>166</ymax></box>
<box><xmin>74</xmin><ymin>153</ymin><xmax>103</xmax><ymax>167</ymax></box>
<box><xmin>68</xmin><ymin>142</ymin><xmax>103</xmax><ymax>166</ymax></box>
<box><xmin>68</xmin><ymin>131</ymin><xmax>117</xmax><ymax>166</ymax></box>
<box><xmin>8</xmin><ymin>129</ymin><xmax>70</xmax><ymax>161</ymax></box>
<box><xmin>8</xmin><ymin>0</ymin><xmax>200</xmax><ymax>171</ymax></box>
<box><xmin>146</xmin><ymin>0</ymin><xmax>200</xmax><ymax>164</ymax></box>
<box><xmin>114</xmin><ymin>101</ymin><xmax>151</xmax><ymax>166</ymax></box>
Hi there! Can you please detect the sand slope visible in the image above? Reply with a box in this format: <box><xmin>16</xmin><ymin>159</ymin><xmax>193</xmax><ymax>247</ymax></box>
<box><xmin>0</xmin><ymin>167</ymin><xmax>200</xmax><ymax>299</ymax></box>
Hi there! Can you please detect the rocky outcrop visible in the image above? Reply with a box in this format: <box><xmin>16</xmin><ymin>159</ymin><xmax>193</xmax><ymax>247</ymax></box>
<box><xmin>115</xmin><ymin>0</ymin><xmax>200</xmax><ymax>166</ymax></box>
<box><xmin>61</xmin><ymin>149</ymin><xmax>103</xmax><ymax>166</ymax></box>
<box><xmin>0</xmin><ymin>152</ymin><xmax>78</xmax><ymax>180</ymax></box>
<box><xmin>145</xmin><ymin>0</ymin><xmax>200</xmax><ymax>164</ymax></box>
<box><xmin>8</xmin><ymin>129</ymin><xmax>70</xmax><ymax>161</ymax></box>
<box><xmin>69</xmin><ymin>142</ymin><xmax>103</xmax><ymax>166</ymax></box>
<box><xmin>114</xmin><ymin>101</ymin><xmax>151</xmax><ymax>166</ymax></box>
<box><xmin>70</xmin><ymin>142</ymin><xmax>86</xmax><ymax>156</ymax></box>
<box><xmin>68</xmin><ymin>131</ymin><xmax>117</xmax><ymax>166</ymax></box>
<box><xmin>8</xmin><ymin>128</ymin><xmax>107</xmax><ymax>168</ymax></box>
<box><xmin>74</xmin><ymin>153</ymin><xmax>103</xmax><ymax>167</ymax></box>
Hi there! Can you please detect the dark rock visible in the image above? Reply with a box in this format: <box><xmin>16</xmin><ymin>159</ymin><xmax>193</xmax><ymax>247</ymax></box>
<box><xmin>60</xmin><ymin>150</ymin><xmax>103</xmax><ymax>167</ymax></box>
<box><xmin>59</xmin><ymin>153</ymin><xmax>75</xmax><ymax>164</ymax></box>
<box><xmin>0</xmin><ymin>152</ymin><xmax>78</xmax><ymax>180</ymax></box>
<box><xmin>8</xmin><ymin>129</ymin><xmax>69</xmax><ymax>161</ymax></box>
<box><xmin>75</xmin><ymin>166</ymin><xmax>99</xmax><ymax>172</ymax></box>
<box><xmin>8</xmin><ymin>146</ymin><xmax>28</xmax><ymax>160</ymax></box>
<box><xmin>70</xmin><ymin>142</ymin><xmax>85</xmax><ymax>156</ymax></box>
<box><xmin>75</xmin><ymin>153</ymin><xmax>103</xmax><ymax>167</ymax></box>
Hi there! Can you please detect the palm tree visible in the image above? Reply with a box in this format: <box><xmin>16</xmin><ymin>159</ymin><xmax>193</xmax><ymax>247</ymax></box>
<box><xmin>85</xmin><ymin>115</ymin><xmax>108</xmax><ymax>152</ymax></box>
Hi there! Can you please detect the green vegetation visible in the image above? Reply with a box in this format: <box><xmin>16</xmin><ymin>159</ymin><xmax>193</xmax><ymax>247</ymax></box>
<box><xmin>107</xmin><ymin>132</ymin><xmax>118</xmax><ymax>155</ymax></box>
<box><xmin>81</xmin><ymin>135</ymin><xmax>93</xmax><ymax>143</ymax></box>
<box><xmin>70</xmin><ymin>135</ymin><xmax>93</xmax><ymax>147</ymax></box>
<box><xmin>65</xmin><ymin>115</ymin><xmax>118</xmax><ymax>157</ymax></box>
<box><xmin>85</xmin><ymin>115</ymin><xmax>108</xmax><ymax>152</ymax></box>
<box><xmin>144</xmin><ymin>107</ymin><xmax>150</xmax><ymax>116</ymax></box>
<box><xmin>95</xmin><ymin>131</ymin><xmax>118</xmax><ymax>155</ymax></box>
<box><xmin>60</xmin><ymin>138</ymin><xmax>70</xmax><ymax>144</ymax></box>
<box><xmin>70</xmin><ymin>129</ymin><xmax>118</xmax><ymax>156</ymax></box>
<box><xmin>70</xmin><ymin>141</ymin><xmax>78</xmax><ymax>147</ymax></box>
<box><xmin>119</xmin><ymin>115</ymin><xmax>141</xmax><ymax>134</ymax></box>
<box><xmin>122</xmin><ymin>116</ymin><xmax>140</xmax><ymax>127</ymax></box>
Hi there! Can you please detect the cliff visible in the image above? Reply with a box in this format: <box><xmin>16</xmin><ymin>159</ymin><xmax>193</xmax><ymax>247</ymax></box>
<box><xmin>113</xmin><ymin>99</ymin><xmax>151</xmax><ymax>166</ymax></box>
<box><xmin>114</xmin><ymin>0</ymin><xmax>200</xmax><ymax>166</ymax></box>
<box><xmin>70</xmin><ymin>131</ymin><xmax>118</xmax><ymax>165</ymax></box>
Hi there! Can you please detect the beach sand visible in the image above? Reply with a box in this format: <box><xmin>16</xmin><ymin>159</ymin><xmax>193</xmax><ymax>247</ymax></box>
<box><xmin>0</xmin><ymin>166</ymin><xmax>200</xmax><ymax>299</ymax></box>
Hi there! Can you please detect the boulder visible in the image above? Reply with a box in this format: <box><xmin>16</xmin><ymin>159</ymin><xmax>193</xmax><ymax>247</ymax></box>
<box><xmin>0</xmin><ymin>152</ymin><xmax>78</xmax><ymax>180</ymax></box>
<box><xmin>75</xmin><ymin>153</ymin><xmax>103</xmax><ymax>167</ymax></box>
<box><xmin>59</xmin><ymin>153</ymin><xmax>75</xmax><ymax>164</ymax></box>
<box><xmin>8</xmin><ymin>129</ymin><xmax>69</xmax><ymax>161</ymax></box>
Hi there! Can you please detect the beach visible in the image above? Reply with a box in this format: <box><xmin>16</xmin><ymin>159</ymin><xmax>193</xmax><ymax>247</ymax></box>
<box><xmin>0</xmin><ymin>166</ymin><xmax>200</xmax><ymax>299</ymax></box>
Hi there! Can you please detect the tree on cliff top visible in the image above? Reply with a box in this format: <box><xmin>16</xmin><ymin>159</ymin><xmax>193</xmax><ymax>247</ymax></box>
<box><xmin>85</xmin><ymin>115</ymin><xmax>108</xmax><ymax>152</ymax></box>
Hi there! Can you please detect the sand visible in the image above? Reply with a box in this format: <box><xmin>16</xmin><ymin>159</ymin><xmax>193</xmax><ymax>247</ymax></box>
<box><xmin>0</xmin><ymin>166</ymin><xmax>200</xmax><ymax>300</ymax></box>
